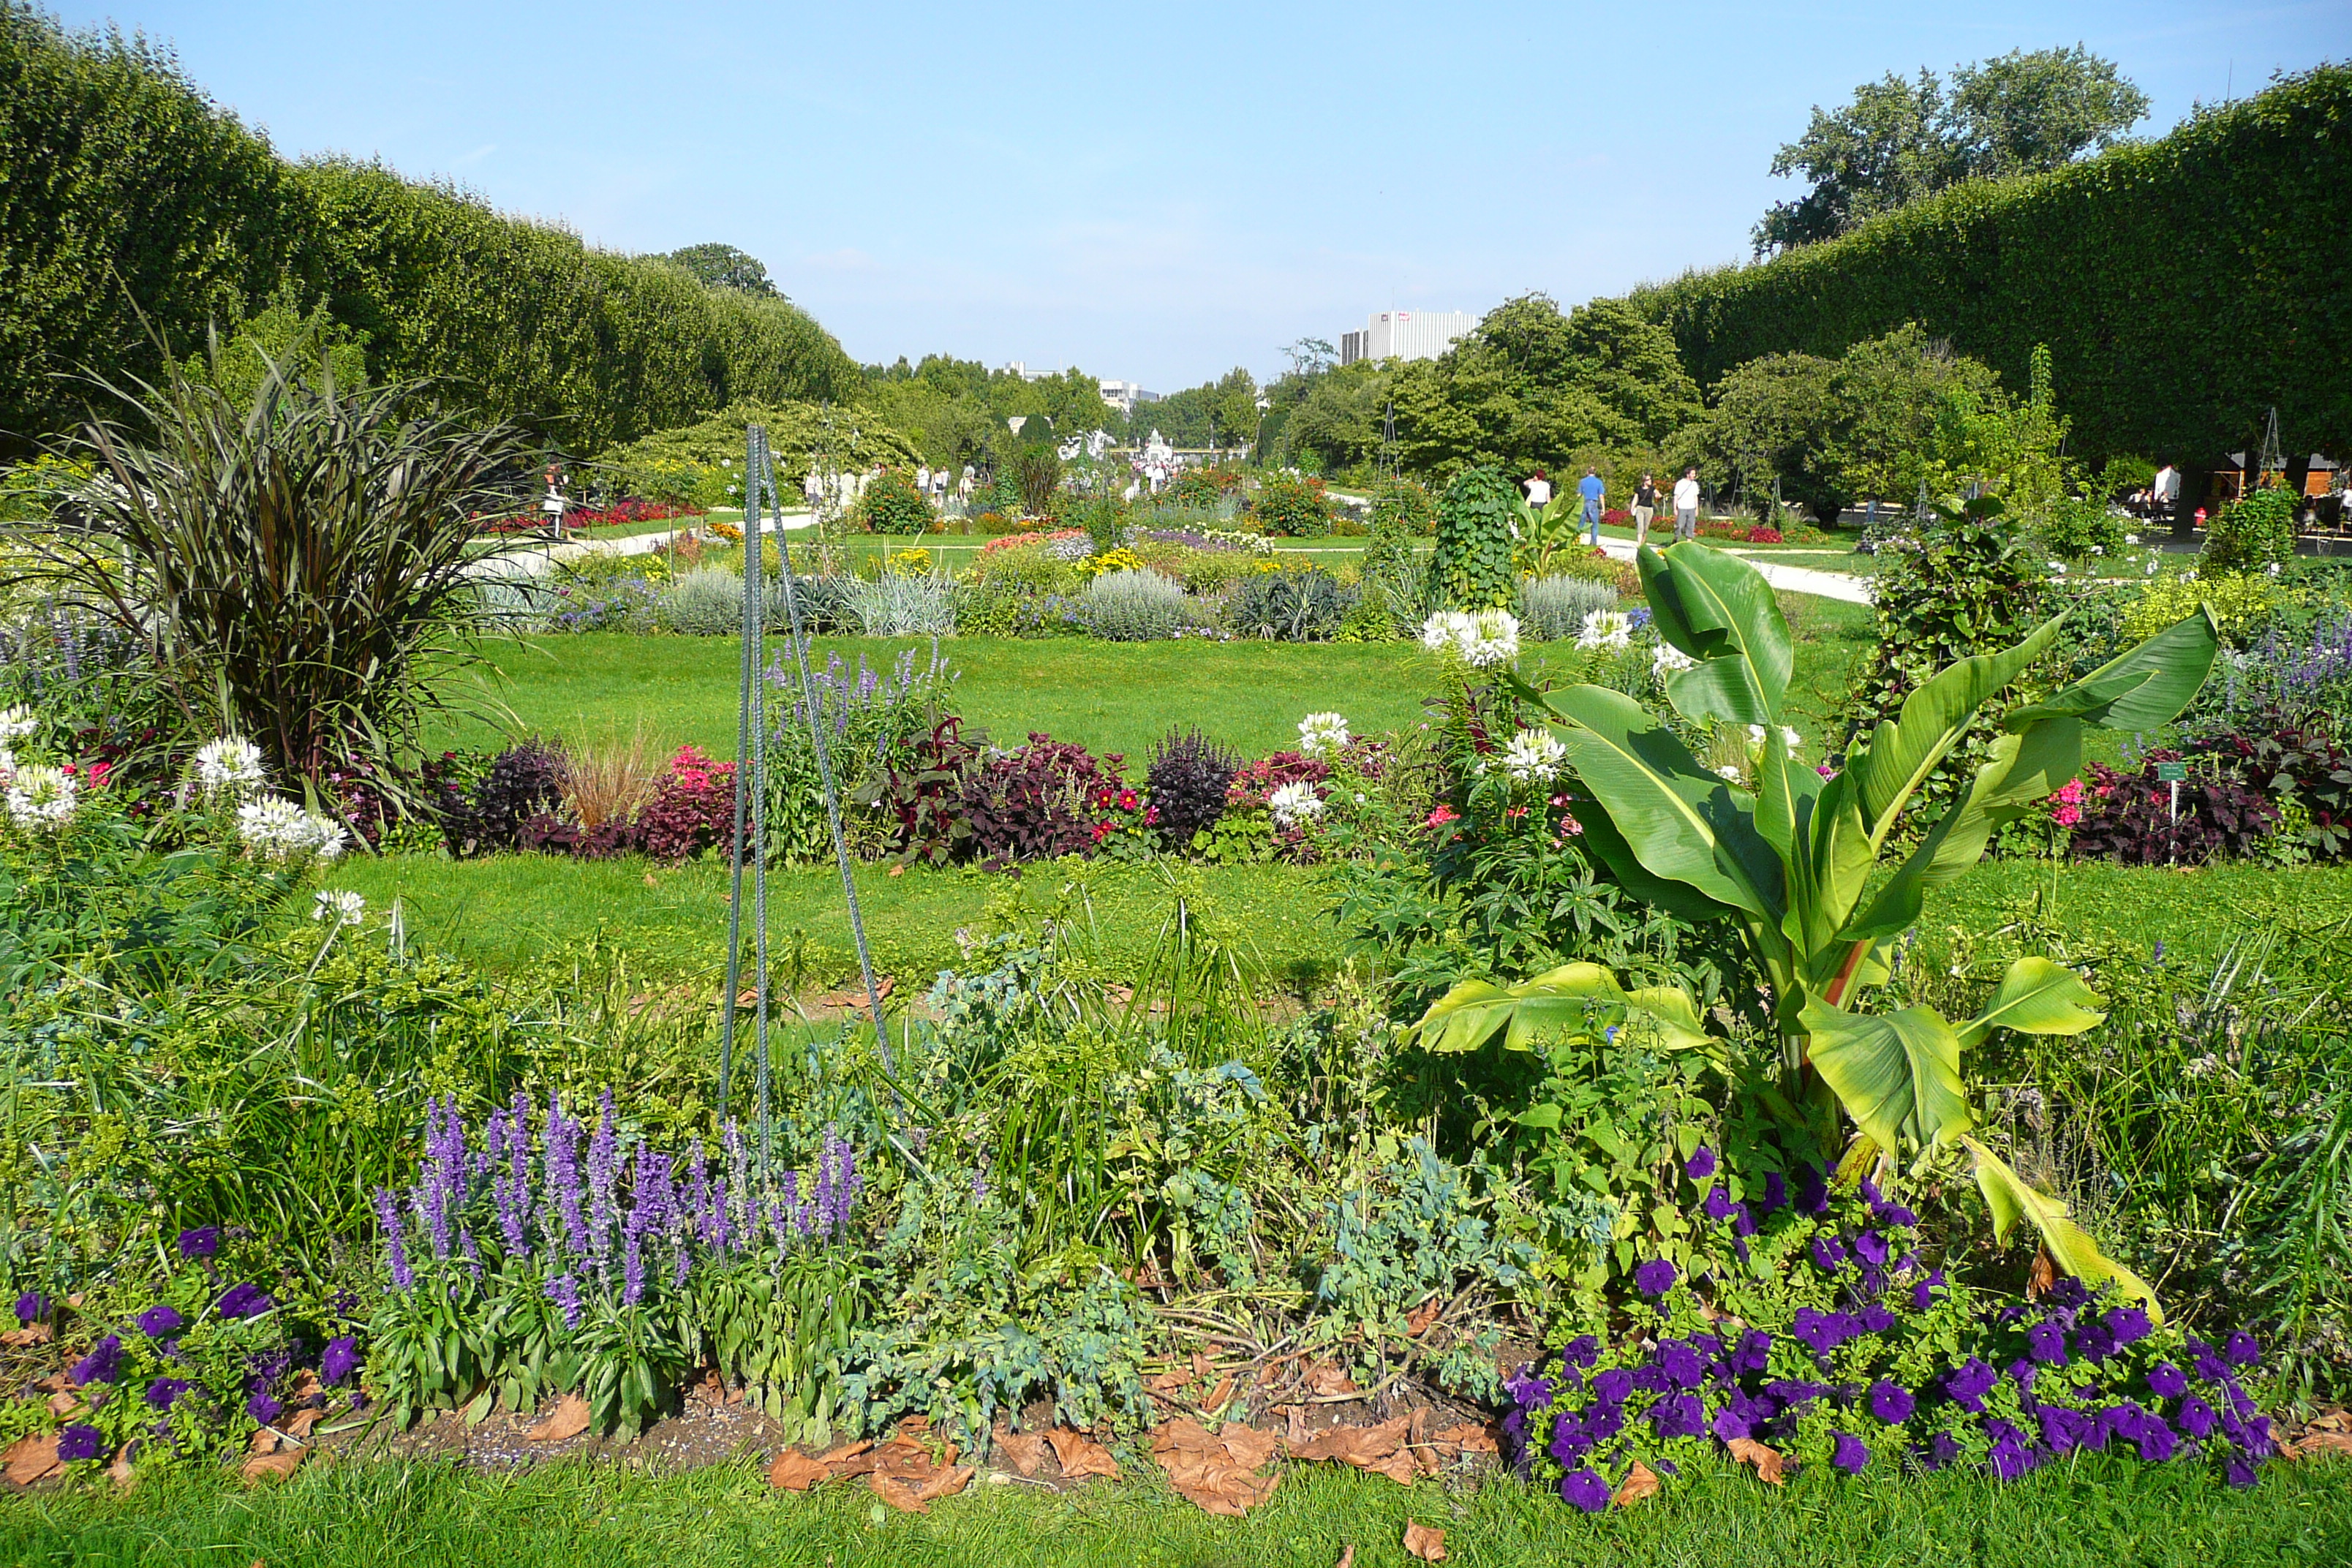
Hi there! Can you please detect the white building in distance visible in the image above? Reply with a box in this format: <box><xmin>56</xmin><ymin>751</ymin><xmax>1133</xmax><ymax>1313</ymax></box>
<box><xmin>1098</xmin><ymin>380</ymin><xmax>1161</xmax><ymax>416</ymax></box>
<box><xmin>1340</xmin><ymin>309</ymin><xmax>1474</xmax><ymax>366</ymax></box>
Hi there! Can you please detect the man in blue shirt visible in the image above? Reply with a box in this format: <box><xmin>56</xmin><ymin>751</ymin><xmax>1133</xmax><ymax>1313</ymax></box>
<box><xmin>1578</xmin><ymin>467</ymin><xmax>1605</xmax><ymax>546</ymax></box>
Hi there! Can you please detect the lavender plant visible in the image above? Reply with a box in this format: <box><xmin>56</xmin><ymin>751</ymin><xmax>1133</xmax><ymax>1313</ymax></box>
<box><xmin>367</xmin><ymin>1094</ymin><xmax>864</xmax><ymax>1438</ymax></box>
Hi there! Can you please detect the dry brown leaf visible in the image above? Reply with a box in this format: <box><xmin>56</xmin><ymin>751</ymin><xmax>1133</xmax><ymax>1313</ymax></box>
<box><xmin>0</xmin><ymin>1324</ymin><xmax>52</xmax><ymax>1347</ymax></box>
<box><xmin>643</xmin><ymin>872</ymin><xmax>660</xmax><ymax>889</ymax></box>
<box><xmin>239</xmin><ymin>1449</ymin><xmax>304</xmax><ymax>1485</ymax></box>
<box><xmin>2286</xmin><ymin>1431</ymin><xmax>2352</xmax><ymax>1460</ymax></box>
<box><xmin>287</xmin><ymin>1371</ymin><xmax>323</xmax><ymax>1402</ymax></box>
<box><xmin>2312</xmin><ymin>1411</ymin><xmax>2350</xmax><ymax>1431</ymax></box>
<box><xmin>1278</xmin><ymin>1404</ymin><xmax>1309</xmax><ymax>1446</ymax></box>
<box><xmin>283</xmin><ymin>1408</ymin><xmax>324</xmax><ymax>1441</ymax></box>
<box><xmin>1306</xmin><ymin>1362</ymin><xmax>1360</xmax><ymax>1399</ymax></box>
<box><xmin>820</xmin><ymin>1439</ymin><xmax>880</xmax><ymax>1479</ymax></box>
<box><xmin>4</xmin><ymin>1433</ymin><xmax>61</xmax><ymax>1487</ymax></box>
<box><xmin>768</xmin><ymin>1450</ymin><xmax>829</xmax><ymax>1491</ymax></box>
<box><xmin>1431</xmin><ymin>1422</ymin><xmax>1499</xmax><ymax>1454</ymax></box>
<box><xmin>246</xmin><ymin>1427</ymin><xmax>280</xmax><ymax>1456</ymax></box>
<box><xmin>1403</xmin><ymin>1517</ymin><xmax>1449</xmax><ymax>1561</ymax></box>
<box><xmin>524</xmin><ymin>1392</ymin><xmax>592</xmax><ymax>1443</ymax></box>
<box><xmin>992</xmin><ymin>1429</ymin><xmax>1047</xmax><ymax>1477</ymax></box>
<box><xmin>867</xmin><ymin>1471</ymin><xmax>928</xmax><ymax>1514</ymax></box>
<box><xmin>105</xmin><ymin>1447</ymin><xmax>135</xmax><ymax>1488</ymax></box>
<box><xmin>1727</xmin><ymin>1436</ymin><xmax>1787</xmax><ymax>1487</ymax></box>
<box><xmin>1335</xmin><ymin>1548</ymin><xmax>1357</xmax><ymax>1568</ymax></box>
<box><xmin>1406</xmin><ymin>1297</ymin><xmax>1442</xmax><ymax>1338</ymax></box>
<box><xmin>1615</xmin><ymin>1460</ymin><xmax>1662</xmax><ymax>1506</ymax></box>
<box><xmin>914</xmin><ymin>1464</ymin><xmax>973</xmax><ymax>1502</ymax></box>
<box><xmin>2026</xmin><ymin>1245</ymin><xmax>2057</xmax><ymax>1300</ymax></box>
<box><xmin>1216</xmin><ymin>1424</ymin><xmax>1281</xmax><ymax>1470</ymax></box>
<box><xmin>1150</xmin><ymin>1420</ymin><xmax>1284</xmax><ymax>1516</ymax></box>
<box><xmin>1293</xmin><ymin>1415</ymin><xmax>1409</xmax><ymax>1471</ymax></box>
<box><xmin>1202</xmin><ymin>1374</ymin><xmax>1235</xmax><ymax>1415</ymax></box>
<box><xmin>1046</xmin><ymin>1428</ymin><xmax>1120</xmax><ymax>1482</ymax></box>
<box><xmin>45</xmin><ymin>1391</ymin><xmax>80</xmax><ymax>1417</ymax></box>
<box><xmin>1144</xmin><ymin>1368</ymin><xmax>1191</xmax><ymax>1398</ymax></box>
<box><xmin>1190</xmin><ymin>1351</ymin><xmax>1217</xmax><ymax>1382</ymax></box>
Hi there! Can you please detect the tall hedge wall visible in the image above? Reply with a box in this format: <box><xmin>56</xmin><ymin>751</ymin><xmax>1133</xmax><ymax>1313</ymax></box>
<box><xmin>1626</xmin><ymin>65</ymin><xmax>2352</xmax><ymax>466</ymax></box>
<box><xmin>0</xmin><ymin>4</ymin><xmax>857</xmax><ymax>456</ymax></box>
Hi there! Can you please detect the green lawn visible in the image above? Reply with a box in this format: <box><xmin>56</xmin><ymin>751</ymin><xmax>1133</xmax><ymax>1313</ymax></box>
<box><xmin>5</xmin><ymin>1450</ymin><xmax>2346</xmax><ymax>1568</ymax></box>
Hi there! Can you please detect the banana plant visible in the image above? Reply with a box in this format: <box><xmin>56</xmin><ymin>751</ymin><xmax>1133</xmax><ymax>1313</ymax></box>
<box><xmin>1411</xmin><ymin>522</ymin><xmax>2218</xmax><ymax>1307</ymax></box>
<box><xmin>1512</xmin><ymin>490</ymin><xmax>1586</xmax><ymax>577</ymax></box>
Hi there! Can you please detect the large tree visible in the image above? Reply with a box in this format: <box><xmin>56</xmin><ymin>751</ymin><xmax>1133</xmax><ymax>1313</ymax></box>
<box><xmin>1755</xmin><ymin>47</ymin><xmax>2148</xmax><ymax>255</ymax></box>
<box><xmin>664</xmin><ymin>242</ymin><xmax>779</xmax><ymax>296</ymax></box>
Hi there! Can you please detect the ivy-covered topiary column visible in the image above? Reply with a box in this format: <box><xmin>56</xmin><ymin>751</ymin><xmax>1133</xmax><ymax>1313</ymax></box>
<box><xmin>1428</xmin><ymin>466</ymin><xmax>1520</xmax><ymax>611</ymax></box>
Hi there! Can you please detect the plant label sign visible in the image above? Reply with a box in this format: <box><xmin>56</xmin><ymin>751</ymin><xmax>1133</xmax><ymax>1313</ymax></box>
<box><xmin>2154</xmin><ymin>761</ymin><xmax>2188</xmax><ymax>782</ymax></box>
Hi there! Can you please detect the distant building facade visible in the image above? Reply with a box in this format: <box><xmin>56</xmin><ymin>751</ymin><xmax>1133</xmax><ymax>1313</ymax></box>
<box><xmin>1339</xmin><ymin>309</ymin><xmax>1473</xmax><ymax>366</ymax></box>
<box><xmin>1098</xmin><ymin>380</ymin><xmax>1161</xmax><ymax>416</ymax></box>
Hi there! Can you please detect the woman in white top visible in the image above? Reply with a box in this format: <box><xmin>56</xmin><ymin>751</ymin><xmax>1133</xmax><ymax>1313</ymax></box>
<box><xmin>1672</xmin><ymin>470</ymin><xmax>1702</xmax><ymax>543</ymax></box>
<box><xmin>1525</xmin><ymin>468</ymin><xmax>1552</xmax><ymax>508</ymax></box>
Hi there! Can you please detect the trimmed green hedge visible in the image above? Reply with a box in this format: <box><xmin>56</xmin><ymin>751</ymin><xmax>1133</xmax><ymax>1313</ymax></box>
<box><xmin>0</xmin><ymin>7</ymin><xmax>856</xmax><ymax>456</ymax></box>
<box><xmin>1627</xmin><ymin>65</ymin><xmax>2351</xmax><ymax>465</ymax></box>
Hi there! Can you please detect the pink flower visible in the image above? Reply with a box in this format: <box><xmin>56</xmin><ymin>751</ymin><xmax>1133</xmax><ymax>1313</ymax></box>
<box><xmin>2052</xmin><ymin>802</ymin><xmax>2082</xmax><ymax>827</ymax></box>
<box><xmin>1817</xmin><ymin>764</ymin><xmax>1839</xmax><ymax>780</ymax></box>
<box><xmin>1557</xmin><ymin>814</ymin><xmax>1583</xmax><ymax>838</ymax></box>
<box><xmin>1425</xmin><ymin>804</ymin><xmax>1460</xmax><ymax>829</ymax></box>
<box><xmin>2051</xmin><ymin>779</ymin><xmax>2085</xmax><ymax>806</ymax></box>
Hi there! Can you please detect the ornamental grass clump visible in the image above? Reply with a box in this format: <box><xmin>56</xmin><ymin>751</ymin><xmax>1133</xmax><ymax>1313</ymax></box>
<box><xmin>371</xmin><ymin>1094</ymin><xmax>865</xmax><ymax>1437</ymax></box>
<box><xmin>1520</xmin><ymin>576</ymin><xmax>1619</xmax><ymax>642</ymax></box>
<box><xmin>655</xmin><ymin>567</ymin><xmax>747</xmax><ymax>636</ymax></box>
<box><xmin>1079</xmin><ymin>567</ymin><xmax>1187</xmax><ymax>641</ymax></box>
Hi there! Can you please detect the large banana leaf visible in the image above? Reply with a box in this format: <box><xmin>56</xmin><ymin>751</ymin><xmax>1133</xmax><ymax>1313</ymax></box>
<box><xmin>1965</xmin><ymin>1137</ymin><xmax>2163</xmax><ymax>1321</ymax></box>
<box><xmin>1846</xmin><ymin>617</ymin><xmax>2066</xmax><ymax>841</ymax></box>
<box><xmin>1411</xmin><ymin>963</ymin><xmax>1716</xmax><ymax>1057</ymax></box>
<box><xmin>1956</xmin><ymin>957</ymin><xmax>2106</xmax><ymax>1051</ymax></box>
<box><xmin>1800</xmin><ymin>1000</ymin><xmax>1973</xmax><ymax>1155</ymax></box>
<box><xmin>1529</xmin><ymin>684</ymin><xmax>1785</xmax><ymax>923</ymax></box>
<box><xmin>1637</xmin><ymin>542</ymin><xmax>1793</xmax><ymax>728</ymax></box>
<box><xmin>2002</xmin><ymin>608</ymin><xmax>2221</xmax><ymax>734</ymax></box>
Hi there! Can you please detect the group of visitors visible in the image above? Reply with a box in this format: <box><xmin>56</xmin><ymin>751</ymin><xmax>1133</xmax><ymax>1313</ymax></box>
<box><xmin>1523</xmin><ymin>465</ymin><xmax>1704</xmax><ymax>546</ymax></box>
<box><xmin>911</xmin><ymin>463</ymin><xmax>977</xmax><ymax>511</ymax></box>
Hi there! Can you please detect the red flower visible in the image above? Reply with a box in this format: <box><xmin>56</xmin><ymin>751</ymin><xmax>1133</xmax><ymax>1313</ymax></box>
<box><xmin>1426</xmin><ymin>804</ymin><xmax>1460</xmax><ymax>828</ymax></box>
<box><xmin>1118</xmin><ymin>790</ymin><xmax>1139</xmax><ymax>811</ymax></box>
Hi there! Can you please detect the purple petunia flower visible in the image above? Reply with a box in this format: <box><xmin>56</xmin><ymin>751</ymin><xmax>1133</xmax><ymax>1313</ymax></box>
<box><xmin>1830</xmin><ymin>1430</ymin><xmax>1870</xmax><ymax>1473</ymax></box>
<box><xmin>215</xmin><ymin>1283</ymin><xmax>274</xmax><ymax>1320</ymax></box>
<box><xmin>1563</xmin><ymin>1334</ymin><xmax>1599</xmax><ymax>1370</ymax></box>
<box><xmin>1712</xmin><ymin>1403</ymin><xmax>1753</xmax><ymax>1441</ymax></box>
<box><xmin>248</xmin><ymin>1391</ymin><xmax>284</xmax><ymax>1426</ymax></box>
<box><xmin>1869</xmin><ymin>1379</ymin><xmax>1915</xmax><ymax>1424</ymax></box>
<box><xmin>1703</xmin><ymin>1185</ymin><xmax>1737</xmax><ymax>1222</ymax></box>
<box><xmin>1650</xmin><ymin>1392</ymin><xmax>1706</xmax><ymax>1440</ymax></box>
<box><xmin>1586</xmin><ymin>1401</ymin><xmax>1626</xmax><ymax>1441</ymax></box>
<box><xmin>2075</xmin><ymin>1319</ymin><xmax>2117</xmax><ymax>1362</ymax></box>
<box><xmin>1560</xmin><ymin>1467</ymin><xmax>1611</xmax><ymax>1512</ymax></box>
<box><xmin>1911</xmin><ymin>1267</ymin><xmax>1947</xmax><ymax>1311</ymax></box>
<box><xmin>1853</xmin><ymin>1229</ymin><xmax>1890</xmax><ymax>1267</ymax></box>
<box><xmin>1945</xmin><ymin>1358</ymin><xmax>1998</xmax><ymax>1411</ymax></box>
<box><xmin>1795</xmin><ymin>1165</ymin><xmax>1831</xmax><ymax>1216</ymax></box>
<box><xmin>2146</xmin><ymin>1362</ymin><xmax>2188</xmax><ymax>1400</ymax></box>
<box><xmin>146</xmin><ymin>1376</ymin><xmax>191</xmax><ymax>1409</ymax></box>
<box><xmin>320</xmin><ymin>1336</ymin><xmax>361</xmax><ymax>1386</ymax></box>
<box><xmin>1766</xmin><ymin>1378</ymin><xmax>1825</xmax><ymax>1408</ymax></box>
<box><xmin>176</xmin><ymin>1226</ymin><xmax>219</xmax><ymax>1259</ymax></box>
<box><xmin>1685</xmin><ymin>1146</ymin><xmax>1716</xmax><ymax>1181</ymax></box>
<box><xmin>1656</xmin><ymin>1341</ymin><xmax>1705</xmax><ymax>1390</ymax></box>
<box><xmin>2226</xmin><ymin>1455</ymin><xmax>2260</xmax><ymax>1488</ymax></box>
<box><xmin>1633</xmin><ymin>1257</ymin><xmax>1677</xmax><ymax>1298</ymax></box>
<box><xmin>1926</xmin><ymin>1432</ymin><xmax>1963</xmax><ymax>1469</ymax></box>
<box><xmin>14</xmin><ymin>1290</ymin><xmax>49</xmax><ymax>1324</ymax></box>
<box><xmin>2178</xmin><ymin>1396</ymin><xmax>2218</xmax><ymax>1439</ymax></box>
<box><xmin>1809</xmin><ymin>1235</ymin><xmax>1847</xmax><ymax>1273</ymax></box>
<box><xmin>2103</xmin><ymin>1305</ymin><xmax>2152</xmax><ymax>1346</ymax></box>
<box><xmin>135</xmin><ymin>1305</ymin><xmax>185</xmax><ymax>1338</ymax></box>
<box><xmin>56</xmin><ymin>1425</ymin><xmax>104</xmax><ymax>1462</ymax></box>
<box><xmin>70</xmin><ymin>1335</ymin><xmax>124</xmax><ymax>1387</ymax></box>
<box><xmin>1760</xmin><ymin>1172</ymin><xmax>1787</xmax><ymax>1210</ymax></box>
<box><xmin>1858</xmin><ymin>1303</ymin><xmax>1896</xmax><ymax>1334</ymax></box>
<box><xmin>1504</xmin><ymin>1365</ymin><xmax>1556</xmax><ymax>1413</ymax></box>
<box><xmin>2224</xmin><ymin>1330</ymin><xmax>2261</xmax><ymax>1368</ymax></box>
<box><xmin>2026</xmin><ymin>1322</ymin><xmax>2070</xmax><ymax>1366</ymax></box>
<box><xmin>1734</xmin><ymin>1329</ymin><xmax>1773</xmax><ymax>1373</ymax></box>
<box><xmin>2039</xmin><ymin>1406</ymin><xmax>2089</xmax><ymax>1452</ymax></box>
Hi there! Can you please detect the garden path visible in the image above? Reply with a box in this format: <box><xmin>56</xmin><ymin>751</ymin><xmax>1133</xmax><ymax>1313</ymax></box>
<box><xmin>1593</xmin><ymin>535</ymin><xmax>1875</xmax><ymax>604</ymax></box>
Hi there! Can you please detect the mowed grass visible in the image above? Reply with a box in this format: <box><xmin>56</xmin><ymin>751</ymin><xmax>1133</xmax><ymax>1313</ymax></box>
<box><xmin>5</xmin><ymin>1449</ymin><xmax>2347</xmax><ymax>1568</ymax></box>
<box><xmin>434</xmin><ymin>594</ymin><xmax>1878</xmax><ymax>764</ymax></box>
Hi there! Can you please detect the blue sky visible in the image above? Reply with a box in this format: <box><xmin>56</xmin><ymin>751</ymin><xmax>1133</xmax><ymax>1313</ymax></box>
<box><xmin>55</xmin><ymin>0</ymin><xmax>2341</xmax><ymax>391</ymax></box>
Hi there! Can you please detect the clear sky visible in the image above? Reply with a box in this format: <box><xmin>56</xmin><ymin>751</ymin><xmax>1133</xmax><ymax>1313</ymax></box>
<box><xmin>52</xmin><ymin>0</ymin><xmax>2341</xmax><ymax>391</ymax></box>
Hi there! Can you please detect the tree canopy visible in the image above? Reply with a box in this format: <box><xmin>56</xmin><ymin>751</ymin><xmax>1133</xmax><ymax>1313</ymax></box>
<box><xmin>1756</xmin><ymin>46</ymin><xmax>2149</xmax><ymax>255</ymax></box>
<box><xmin>664</xmin><ymin>242</ymin><xmax>780</xmax><ymax>296</ymax></box>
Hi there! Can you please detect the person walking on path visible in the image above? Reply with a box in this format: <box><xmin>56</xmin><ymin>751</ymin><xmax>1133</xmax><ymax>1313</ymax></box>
<box><xmin>1578</xmin><ymin>467</ymin><xmax>1605</xmax><ymax>546</ymax></box>
<box><xmin>1524</xmin><ymin>467</ymin><xmax>1552</xmax><ymax>510</ymax></box>
<box><xmin>1672</xmin><ymin>468</ymin><xmax>1701</xmax><ymax>543</ymax></box>
<box><xmin>1632</xmin><ymin>473</ymin><xmax>1658</xmax><ymax>548</ymax></box>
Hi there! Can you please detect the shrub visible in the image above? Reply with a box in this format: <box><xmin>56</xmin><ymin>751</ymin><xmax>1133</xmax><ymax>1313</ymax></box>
<box><xmin>2201</xmin><ymin>485</ymin><xmax>2298</xmax><ymax>576</ymax></box>
<box><xmin>1428</xmin><ymin>466</ymin><xmax>1520</xmax><ymax>611</ymax></box>
<box><xmin>843</xmin><ymin>573</ymin><xmax>957</xmax><ymax>636</ymax></box>
<box><xmin>1011</xmin><ymin>448</ymin><xmax>1062</xmax><ymax>518</ymax></box>
<box><xmin>962</xmin><ymin>734</ymin><xmax>1120</xmax><ymax>867</ymax></box>
<box><xmin>2124</xmin><ymin>569</ymin><xmax>2280</xmax><ymax>647</ymax></box>
<box><xmin>1229</xmin><ymin>567</ymin><xmax>1350</xmax><ymax>641</ymax></box>
<box><xmin>1165</xmin><ymin>467</ymin><xmax>1244</xmax><ymax>510</ymax></box>
<box><xmin>766</xmin><ymin>647</ymin><xmax>957</xmax><ymax>864</ymax></box>
<box><xmin>443</xmin><ymin>741</ymin><xmax>566</xmax><ymax>856</ymax></box>
<box><xmin>1370</xmin><ymin>475</ymin><xmax>1439</xmax><ymax>536</ymax></box>
<box><xmin>1072</xmin><ymin>494</ymin><xmax>1128</xmax><ymax>556</ymax></box>
<box><xmin>1520</xmin><ymin>576</ymin><xmax>1619</xmax><ymax>641</ymax></box>
<box><xmin>851</xmin><ymin>715</ymin><xmax>985</xmax><ymax>867</ymax></box>
<box><xmin>1146</xmin><ymin>728</ymin><xmax>1239</xmax><ymax>851</ymax></box>
<box><xmin>1254</xmin><ymin>472</ymin><xmax>1333</xmax><ymax>537</ymax></box>
<box><xmin>638</xmin><ymin>745</ymin><xmax>736</xmax><ymax>863</ymax></box>
<box><xmin>655</xmin><ymin>567</ymin><xmax>746</xmax><ymax>635</ymax></box>
<box><xmin>2037</xmin><ymin>494</ymin><xmax>2129</xmax><ymax>561</ymax></box>
<box><xmin>1746</xmin><ymin>524</ymin><xmax>1783</xmax><ymax>543</ymax></box>
<box><xmin>855</xmin><ymin>468</ymin><xmax>933</xmax><ymax>535</ymax></box>
<box><xmin>1078</xmin><ymin>568</ymin><xmax>1187</xmax><ymax>641</ymax></box>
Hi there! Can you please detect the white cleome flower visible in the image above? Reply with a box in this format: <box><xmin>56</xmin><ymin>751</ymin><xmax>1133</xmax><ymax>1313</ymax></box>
<box><xmin>0</xmin><ymin>746</ymin><xmax>15</xmax><ymax>783</ymax></box>
<box><xmin>1420</xmin><ymin>610</ymin><xmax>1475</xmax><ymax>654</ymax></box>
<box><xmin>1297</xmin><ymin>712</ymin><xmax>1351</xmax><ymax>759</ymax></box>
<box><xmin>312</xmin><ymin>889</ymin><xmax>366</xmax><ymax>927</ymax></box>
<box><xmin>1267</xmin><ymin>780</ymin><xmax>1326</xmax><ymax>829</ymax></box>
<box><xmin>1651</xmin><ymin>642</ymin><xmax>1696</xmax><ymax>679</ymax></box>
<box><xmin>1714</xmin><ymin>764</ymin><xmax>1746</xmax><ymax>784</ymax></box>
<box><xmin>195</xmin><ymin>736</ymin><xmax>268</xmax><ymax>794</ymax></box>
<box><xmin>5</xmin><ymin>765</ymin><xmax>76</xmax><ymax>831</ymax></box>
<box><xmin>0</xmin><ymin>706</ymin><xmax>37</xmax><ymax>741</ymax></box>
<box><xmin>1575</xmin><ymin>609</ymin><xmax>1633</xmax><ymax>650</ymax></box>
<box><xmin>1781</xmin><ymin>725</ymin><xmax>1803</xmax><ymax>753</ymax></box>
<box><xmin>1461</xmin><ymin>608</ymin><xmax>1520</xmax><ymax>668</ymax></box>
<box><xmin>1499</xmin><ymin>728</ymin><xmax>1569</xmax><ymax>784</ymax></box>
<box><xmin>237</xmin><ymin>796</ymin><xmax>347</xmax><ymax>862</ymax></box>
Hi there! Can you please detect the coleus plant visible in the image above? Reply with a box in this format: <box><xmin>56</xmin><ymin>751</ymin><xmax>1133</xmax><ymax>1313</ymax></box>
<box><xmin>1413</xmin><ymin>529</ymin><xmax>2220</xmax><ymax>1311</ymax></box>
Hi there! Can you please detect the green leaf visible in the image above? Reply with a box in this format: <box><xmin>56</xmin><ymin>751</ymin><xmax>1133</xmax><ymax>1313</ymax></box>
<box><xmin>1639</xmin><ymin>541</ymin><xmax>1793</xmax><ymax>727</ymax></box>
<box><xmin>2004</xmin><ymin>608</ymin><xmax>2220</xmax><ymax>734</ymax></box>
<box><xmin>1515</xmin><ymin>1104</ymin><xmax>1564</xmax><ymax>1129</ymax></box>
<box><xmin>1800</xmin><ymin>999</ymin><xmax>1974</xmax><ymax>1154</ymax></box>
<box><xmin>1964</xmin><ymin>1137</ymin><xmax>2163</xmax><ymax>1322</ymax></box>
<box><xmin>1410</xmin><ymin>962</ymin><xmax>1716</xmax><ymax>1057</ymax></box>
<box><xmin>1531</xmin><ymin>683</ymin><xmax>1784</xmax><ymax>921</ymax></box>
<box><xmin>1959</xmin><ymin>957</ymin><xmax>2106</xmax><ymax>1051</ymax></box>
<box><xmin>1847</xmin><ymin>616</ymin><xmax>2065</xmax><ymax>840</ymax></box>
